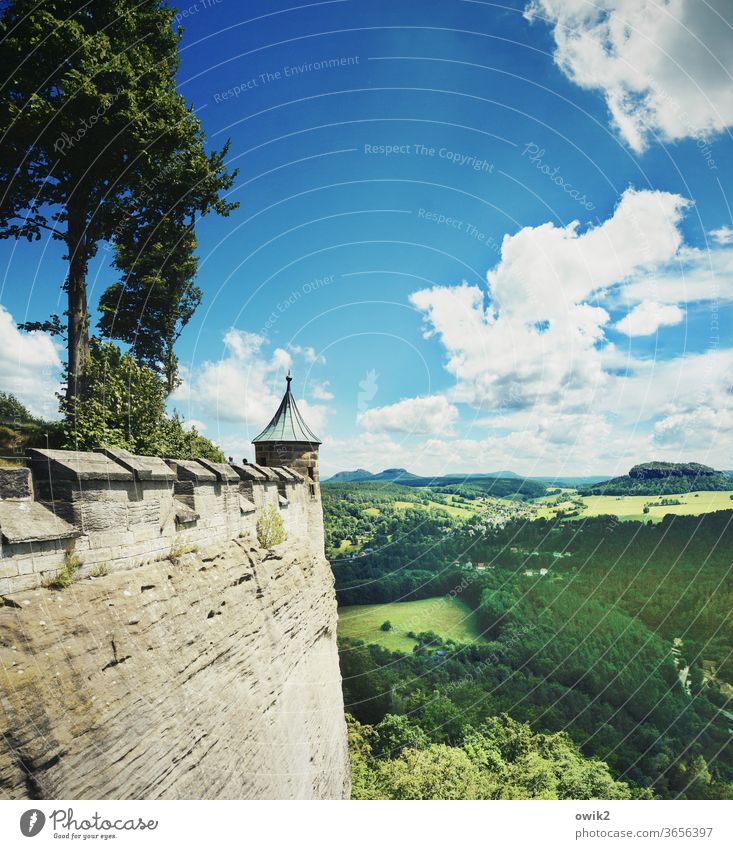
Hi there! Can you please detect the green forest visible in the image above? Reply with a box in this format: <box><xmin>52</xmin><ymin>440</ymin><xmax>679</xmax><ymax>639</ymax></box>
<box><xmin>326</xmin><ymin>482</ymin><xmax>733</xmax><ymax>800</ymax></box>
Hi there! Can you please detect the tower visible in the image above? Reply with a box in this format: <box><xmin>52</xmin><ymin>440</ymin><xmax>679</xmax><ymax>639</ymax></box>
<box><xmin>253</xmin><ymin>372</ymin><xmax>321</xmax><ymax>500</ymax></box>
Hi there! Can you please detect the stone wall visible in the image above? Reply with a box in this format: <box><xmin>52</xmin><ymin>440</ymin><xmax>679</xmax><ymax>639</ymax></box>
<box><xmin>0</xmin><ymin>448</ymin><xmax>322</xmax><ymax>596</ymax></box>
<box><xmin>0</xmin><ymin>447</ymin><xmax>350</xmax><ymax>800</ymax></box>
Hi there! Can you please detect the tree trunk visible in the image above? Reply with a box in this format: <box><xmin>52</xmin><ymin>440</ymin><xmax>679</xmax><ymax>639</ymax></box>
<box><xmin>66</xmin><ymin>202</ymin><xmax>90</xmax><ymax>406</ymax></box>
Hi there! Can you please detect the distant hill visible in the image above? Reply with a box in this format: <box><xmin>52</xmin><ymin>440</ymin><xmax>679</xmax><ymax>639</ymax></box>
<box><xmin>324</xmin><ymin>467</ymin><xmax>524</xmax><ymax>483</ymax></box>
<box><xmin>398</xmin><ymin>474</ymin><xmax>547</xmax><ymax>499</ymax></box>
<box><xmin>534</xmin><ymin>475</ymin><xmax>611</xmax><ymax>487</ymax></box>
<box><xmin>580</xmin><ymin>462</ymin><xmax>733</xmax><ymax>496</ymax></box>
<box><xmin>323</xmin><ymin>468</ymin><xmax>419</xmax><ymax>483</ymax></box>
<box><xmin>370</xmin><ymin>468</ymin><xmax>420</xmax><ymax>482</ymax></box>
<box><xmin>323</xmin><ymin>470</ymin><xmax>547</xmax><ymax>500</ymax></box>
<box><xmin>324</xmin><ymin>468</ymin><xmax>374</xmax><ymax>483</ymax></box>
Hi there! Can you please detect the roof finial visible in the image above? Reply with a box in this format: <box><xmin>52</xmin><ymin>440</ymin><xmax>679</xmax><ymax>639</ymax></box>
<box><xmin>286</xmin><ymin>370</ymin><xmax>292</xmax><ymax>388</ymax></box>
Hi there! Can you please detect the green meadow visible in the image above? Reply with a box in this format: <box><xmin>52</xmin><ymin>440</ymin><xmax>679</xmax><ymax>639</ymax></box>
<box><xmin>534</xmin><ymin>490</ymin><xmax>733</xmax><ymax>523</ymax></box>
<box><xmin>337</xmin><ymin>596</ymin><xmax>487</xmax><ymax>652</ymax></box>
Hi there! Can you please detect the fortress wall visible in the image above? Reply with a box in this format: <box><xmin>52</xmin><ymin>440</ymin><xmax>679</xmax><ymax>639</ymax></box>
<box><xmin>0</xmin><ymin>449</ymin><xmax>322</xmax><ymax>596</ymax></box>
<box><xmin>0</xmin><ymin>449</ymin><xmax>350</xmax><ymax>801</ymax></box>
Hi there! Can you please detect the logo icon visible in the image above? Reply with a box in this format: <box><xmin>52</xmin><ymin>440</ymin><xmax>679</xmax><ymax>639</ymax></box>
<box><xmin>20</xmin><ymin>809</ymin><xmax>45</xmax><ymax>837</ymax></box>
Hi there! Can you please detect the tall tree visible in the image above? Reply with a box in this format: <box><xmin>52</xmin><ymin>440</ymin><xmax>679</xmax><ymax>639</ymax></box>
<box><xmin>99</xmin><ymin>210</ymin><xmax>201</xmax><ymax>394</ymax></box>
<box><xmin>0</xmin><ymin>0</ymin><xmax>237</xmax><ymax>408</ymax></box>
<box><xmin>96</xmin><ymin>142</ymin><xmax>234</xmax><ymax>394</ymax></box>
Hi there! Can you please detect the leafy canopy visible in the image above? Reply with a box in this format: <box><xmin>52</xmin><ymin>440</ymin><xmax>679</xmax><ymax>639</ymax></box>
<box><xmin>61</xmin><ymin>338</ymin><xmax>224</xmax><ymax>460</ymax></box>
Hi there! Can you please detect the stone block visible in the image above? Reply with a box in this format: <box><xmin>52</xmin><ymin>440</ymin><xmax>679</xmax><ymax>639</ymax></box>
<box><xmin>0</xmin><ymin>467</ymin><xmax>32</xmax><ymax>499</ymax></box>
<box><xmin>0</xmin><ymin>562</ymin><xmax>19</xmax><ymax>579</ymax></box>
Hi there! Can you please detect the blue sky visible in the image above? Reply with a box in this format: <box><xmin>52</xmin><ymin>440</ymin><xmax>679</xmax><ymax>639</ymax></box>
<box><xmin>1</xmin><ymin>0</ymin><xmax>732</xmax><ymax>475</ymax></box>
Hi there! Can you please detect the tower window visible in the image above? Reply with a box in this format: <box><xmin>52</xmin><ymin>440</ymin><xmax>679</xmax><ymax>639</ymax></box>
<box><xmin>308</xmin><ymin>467</ymin><xmax>314</xmax><ymax>479</ymax></box>
<box><xmin>309</xmin><ymin>484</ymin><xmax>316</xmax><ymax>498</ymax></box>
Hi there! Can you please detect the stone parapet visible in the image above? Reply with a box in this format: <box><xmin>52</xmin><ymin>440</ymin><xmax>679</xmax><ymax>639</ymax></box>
<box><xmin>0</xmin><ymin>448</ymin><xmax>322</xmax><ymax>596</ymax></box>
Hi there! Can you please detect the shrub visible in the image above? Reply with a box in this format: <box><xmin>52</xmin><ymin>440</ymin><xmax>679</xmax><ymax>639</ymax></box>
<box><xmin>380</xmin><ymin>620</ymin><xmax>393</xmax><ymax>632</ymax></box>
<box><xmin>168</xmin><ymin>537</ymin><xmax>199</xmax><ymax>562</ymax></box>
<box><xmin>48</xmin><ymin>548</ymin><xmax>81</xmax><ymax>589</ymax></box>
<box><xmin>256</xmin><ymin>505</ymin><xmax>286</xmax><ymax>549</ymax></box>
<box><xmin>59</xmin><ymin>338</ymin><xmax>225</xmax><ymax>461</ymax></box>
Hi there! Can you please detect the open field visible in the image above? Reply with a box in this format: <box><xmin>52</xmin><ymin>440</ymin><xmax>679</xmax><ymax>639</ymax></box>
<box><xmin>533</xmin><ymin>490</ymin><xmax>733</xmax><ymax>523</ymax></box>
<box><xmin>392</xmin><ymin>497</ymin><xmax>484</xmax><ymax>520</ymax></box>
<box><xmin>578</xmin><ymin>491</ymin><xmax>733</xmax><ymax>522</ymax></box>
<box><xmin>338</xmin><ymin>596</ymin><xmax>487</xmax><ymax>652</ymax></box>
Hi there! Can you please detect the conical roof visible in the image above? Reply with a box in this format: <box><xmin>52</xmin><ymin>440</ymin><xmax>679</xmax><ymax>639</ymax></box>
<box><xmin>253</xmin><ymin>373</ymin><xmax>321</xmax><ymax>445</ymax></box>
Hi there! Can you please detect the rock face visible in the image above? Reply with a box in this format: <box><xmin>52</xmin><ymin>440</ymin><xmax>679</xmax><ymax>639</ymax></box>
<box><xmin>0</xmin><ymin>537</ymin><xmax>350</xmax><ymax>800</ymax></box>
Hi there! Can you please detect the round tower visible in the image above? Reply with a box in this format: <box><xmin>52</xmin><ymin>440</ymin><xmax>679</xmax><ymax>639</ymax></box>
<box><xmin>253</xmin><ymin>372</ymin><xmax>321</xmax><ymax>499</ymax></box>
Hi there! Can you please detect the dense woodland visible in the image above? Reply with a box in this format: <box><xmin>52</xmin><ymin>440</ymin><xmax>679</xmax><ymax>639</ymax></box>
<box><xmin>580</xmin><ymin>462</ymin><xmax>733</xmax><ymax>496</ymax></box>
<box><xmin>326</xmin><ymin>484</ymin><xmax>733</xmax><ymax>800</ymax></box>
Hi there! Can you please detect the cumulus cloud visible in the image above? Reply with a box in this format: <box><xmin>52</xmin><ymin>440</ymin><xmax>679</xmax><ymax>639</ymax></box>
<box><xmin>310</xmin><ymin>381</ymin><xmax>334</xmax><ymax>401</ymax></box>
<box><xmin>288</xmin><ymin>344</ymin><xmax>325</xmax><ymax>365</ymax></box>
<box><xmin>0</xmin><ymin>306</ymin><xmax>62</xmax><ymax>419</ymax></box>
<box><xmin>407</xmin><ymin>188</ymin><xmax>733</xmax><ymax>468</ymax></box>
<box><xmin>615</xmin><ymin>301</ymin><xmax>685</xmax><ymax>336</ymax></box>
<box><xmin>410</xmin><ymin>188</ymin><xmax>690</xmax><ymax>412</ymax></box>
<box><xmin>618</xmin><ymin>244</ymin><xmax>733</xmax><ymax>305</ymax></box>
<box><xmin>171</xmin><ymin>328</ymin><xmax>328</xmax><ymax>438</ymax></box>
<box><xmin>526</xmin><ymin>0</ymin><xmax>733</xmax><ymax>152</ymax></box>
<box><xmin>358</xmin><ymin>395</ymin><xmax>459</xmax><ymax>435</ymax></box>
<box><xmin>710</xmin><ymin>226</ymin><xmax>733</xmax><ymax>245</ymax></box>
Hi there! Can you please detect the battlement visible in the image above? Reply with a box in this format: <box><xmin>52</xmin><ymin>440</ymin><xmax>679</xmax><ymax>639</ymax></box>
<box><xmin>0</xmin><ymin>447</ymin><xmax>323</xmax><ymax>596</ymax></box>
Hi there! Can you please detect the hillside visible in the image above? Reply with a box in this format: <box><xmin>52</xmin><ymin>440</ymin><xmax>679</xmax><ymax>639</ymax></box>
<box><xmin>323</xmin><ymin>469</ymin><xmax>546</xmax><ymax>499</ymax></box>
<box><xmin>580</xmin><ymin>461</ymin><xmax>733</xmax><ymax>495</ymax></box>
<box><xmin>326</xmin><ymin>468</ymin><xmax>374</xmax><ymax>483</ymax></box>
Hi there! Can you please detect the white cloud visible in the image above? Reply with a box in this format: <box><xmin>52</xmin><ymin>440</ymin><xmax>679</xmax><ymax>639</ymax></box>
<box><xmin>182</xmin><ymin>418</ymin><xmax>208</xmax><ymax>432</ymax></box>
<box><xmin>526</xmin><ymin>0</ymin><xmax>733</xmax><ymax>152</ymax></box>
<box><xmin>310</xmin><ymin>380</ymin><xmax>334</xmax><ymax>401</ymax></box>
<box><xmin>407</xmin><ymin>189</ymin><xmax>733</xmax><ymax>469</ymax></box>
<box><xmin>710</xmin><ymin>226</ymin><xmax>733</xmax><ymax>245</ymax></box>
<box><xmin>358</xmin><ymin>395</ymin><xmax>459</xmax><ymax>435</ymax></box>
<box><xmin>0</xmin><ymin>306</ymin><xmax>62</xmax><ymax>419</ymax></box>
<box><xmin>288</xmin><ymin>343</ymin><xmax>325</xmax><ymax>365</ymax></box>
<box><xmin>410</xmin><ymin>188</ymin><xmax>690</xmax><ymax>412</ymax></box>
<box><xmin>618</xmin><ymin>244</ymin><xmax>733</xmax><ymax>305</ymax></box>
<box><xmin>171</xmin><ymin>328</ymin><xmax>327</xmax><ymax>440</ymax></box>
<box><xmin>615</xmin><ymin>301</ymin><xmax>685</xmax><ymax>336</ymax></box>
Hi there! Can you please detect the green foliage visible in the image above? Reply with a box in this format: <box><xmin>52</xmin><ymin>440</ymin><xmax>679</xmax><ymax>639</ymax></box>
<box><xmin>256</xmin><ymin>505</ymin><xmax>286</xmax><ymax>549</ymax></box>
<box><xmin>380</xmin><ymin>620</ymin><xmax>392</xmax><ymax>632</ymax></box>
<box><xmin>60</xmin><ymin>338</ymin><xmax>224</xmax><ymax>460</ymax></box>
<box><xmin>347</xmin><ymin>714</ymin><xmax>635</xmax><ymax>800</ymax></box>
<box><xmin>168</xmin><ymin>537</ymin><xmax>199</xmax><ymax>562</ymax></box>
<box><xmin>48</xmin><ymin>549</ymin><xmax>81</xmax><ymax>589</ymax></box>
<box><xmin>0</xmin><ymin>0</ymin><xmax>237</xmax><ymax>402</ymax></box>
<box><xmin>582</xmin><ymin>462</ymin><xmax>733</xmax><ymax>495</ymax></box>
<box><xmin>97</xmin><ymin>140</ymin><xmax>231</xmax><ymax>393</ymax></box>
<box><xmin>0</xmin><ymin>392</ymin><xmax>34</xmax><ymax>423</ymax></box>
<box><xmin>334</xmin><ymin>494</ymin><xmax>733</xmax><ymax>799</ymax></box>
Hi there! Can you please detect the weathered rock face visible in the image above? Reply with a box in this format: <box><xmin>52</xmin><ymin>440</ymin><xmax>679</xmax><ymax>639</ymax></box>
<box><xmin>0</xmin><ymin>538</ymin><xmax>350</xmax><ymax>800</ymax></box>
